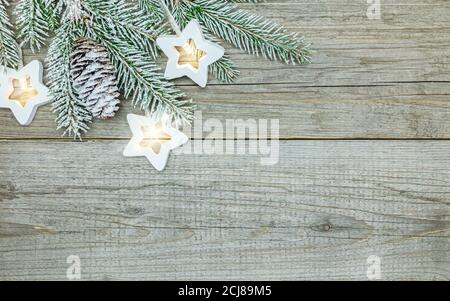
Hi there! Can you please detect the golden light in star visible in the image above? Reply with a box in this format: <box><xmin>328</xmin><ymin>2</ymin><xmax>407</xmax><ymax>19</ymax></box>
<box><xmin>139</xmin><ymin>123</ymin><xmax>172</xmax><ymax>155</ymax></box>
<box><xmin>175</xmin><ymin>39</ymin><xmax>207</xmax><ymax>71</ymax></box>
<box><xmin>8</xmin><ymin>75</ymin><xmax>39</xmax><ymax>107</ymax></box>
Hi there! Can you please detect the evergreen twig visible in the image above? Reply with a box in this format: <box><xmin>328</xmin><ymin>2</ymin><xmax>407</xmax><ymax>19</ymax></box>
<box><xmin>0</xmin><ymin>0</ymin><xmax>20</xmax><ymax>68</ymax></box>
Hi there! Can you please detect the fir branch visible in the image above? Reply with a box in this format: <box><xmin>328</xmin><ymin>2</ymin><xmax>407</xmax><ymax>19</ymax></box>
<box><xmin>174</xmin><ymin>0</ymin><xmax>311</xmax><ymax>65</ymax></box>
<box><xmin>86</xmin><ymin>0</ymin><xmax>163</xmax><ymax>60</ymax></box>
<box><xmin>47</xmin><ymin>22</ymin><xmax>92</xmax><ymax>139</ymax></box>
<box><xmin>0</xmin><ymin>0</ymin><xmax>20</xmax><ymax>68</ymax></box>
<box><xmin>16</xmin><ymin>0</ymin><xmax>59</xmax><ymax>53</ymax></box>
<box><xmin>138</xmin><ymin>0</ymin><xmax>166</xmax><ymax>25</ymax></box>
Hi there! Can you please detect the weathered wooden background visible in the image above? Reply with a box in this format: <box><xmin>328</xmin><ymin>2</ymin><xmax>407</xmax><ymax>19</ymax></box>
<box><xmin>1</xmin><ymin>0</ymin><xmax>449</xmax><ymax>280</ymax></box>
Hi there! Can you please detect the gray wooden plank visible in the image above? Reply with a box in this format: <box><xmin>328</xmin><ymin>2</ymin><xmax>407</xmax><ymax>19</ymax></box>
<box><xmin>0</xmin><ymin>140</ymin><xmax>449</xmax><ymax>280</ymax></box>
<box><xmin>2</xmin><ymin>83</ymin><xmax>450</xmax><ymax>139</ymax></box>
<box><xmin>1</xmin><ymin>0</ymin><xmax>450</xmax><ymax>139</ymax></box>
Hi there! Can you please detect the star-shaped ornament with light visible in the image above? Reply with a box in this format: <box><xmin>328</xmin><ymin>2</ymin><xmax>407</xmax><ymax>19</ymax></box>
<box><xmin>157</xmin><ymin>20</ymin><xmax>225</xmax><ymax>87</ymax></box>
<box><xmin>123</xmin><ymin>114</ymin><xmax>189</xmax><ymax>171</ymax></box>
<box><xmin>0</xmin><ymin>60</ymin><xmax>50</xmax><ymax>126</ymax></box>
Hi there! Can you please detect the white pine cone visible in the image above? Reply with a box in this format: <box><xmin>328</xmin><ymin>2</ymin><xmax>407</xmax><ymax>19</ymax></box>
<box><xmin>71</xmin><ymin>38</ymin><xmax>120</xmax><ymax>119</ymax></box>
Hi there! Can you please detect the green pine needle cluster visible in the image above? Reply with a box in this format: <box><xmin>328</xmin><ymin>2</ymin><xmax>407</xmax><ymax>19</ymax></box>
<box><xmin>48</xmin><ymin>22</ymin><xmax>91</xmax><ymax>138</ymax></box>
<box><xmin>4</xmin><ymin>0</ymin><xmax>311</xmax><ymax>139</ymax></box>
<box><xmin>0</xmin><ymin>0</ymin><xmax>20</xmax><ymax>68</ymax></box>
<box><xmin>171</xmin><ymin>0</ymin><xmax>311</xmax><ymax>65</ymax></box>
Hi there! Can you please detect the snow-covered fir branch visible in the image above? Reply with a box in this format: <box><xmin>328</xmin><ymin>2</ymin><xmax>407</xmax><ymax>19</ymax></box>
<box><xmin>0</xmin><ymin>0</ymin><xmax>20</xmax><ymax>68</ymax></box>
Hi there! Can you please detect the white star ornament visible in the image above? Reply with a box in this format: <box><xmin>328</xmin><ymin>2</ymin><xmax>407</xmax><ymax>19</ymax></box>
<box><xmin>156</xmin><ymin>20</ymin><xmax>225</xmax><ymax>87</ymax></box>
<box><xmin>123</xmin><ymin>114</ymin><xmax>189</xmax><ymax>171</ymax></box>
<box><xmin>0</xmin><ymin>60</ymin><xmax>50</xmax><ymax>126</ymax></box>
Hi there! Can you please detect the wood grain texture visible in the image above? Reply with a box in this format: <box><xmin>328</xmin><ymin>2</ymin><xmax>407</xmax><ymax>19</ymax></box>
<box><xmin>0</xmin><ymin>141</ymin><xmax>449</xmax><ymax>281</ymax></box>
<box><xmin>1</xmin><ymin>0</ymin><xmax>450</xmax><ymax>281</ymax></box>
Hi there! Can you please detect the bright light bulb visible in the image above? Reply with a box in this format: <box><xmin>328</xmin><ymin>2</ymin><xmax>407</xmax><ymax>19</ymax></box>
<box><xmin>175</xmin><ymin>39</ymin><xmax>207</xmax><ymax>71</ymax></box>
<box><xmin>8</xmin><ymin>75</ymin><xmax>39</xmax><ymax>107</ymax></box>
<box><xmin>139</xmin><ymin>123</ymin><xmax>172</xmax><ymax>155</ymax></box>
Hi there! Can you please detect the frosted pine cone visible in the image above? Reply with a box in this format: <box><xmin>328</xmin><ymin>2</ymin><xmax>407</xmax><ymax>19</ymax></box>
<box><xmin>71</xmin><ymin>38</ymin><xmax>120</xmax><ymax>119</ymax></box>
